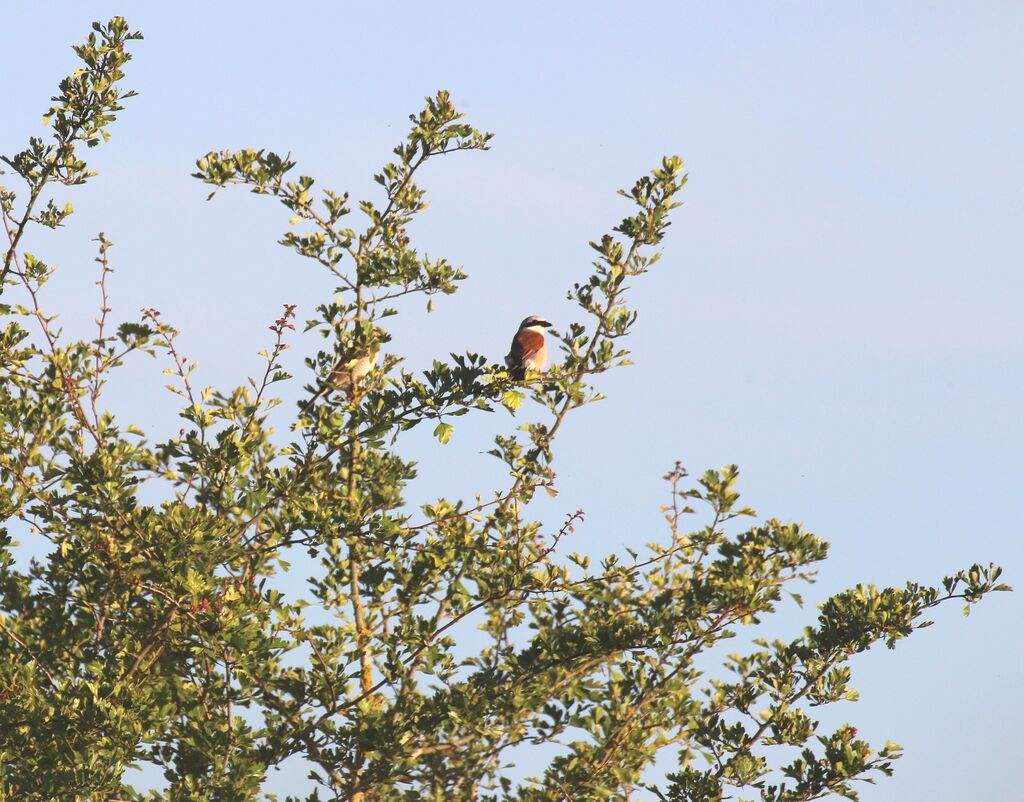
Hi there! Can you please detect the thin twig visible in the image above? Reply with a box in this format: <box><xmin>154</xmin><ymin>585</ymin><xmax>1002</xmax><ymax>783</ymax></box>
<box><xmin>0</xmin><ymin>617</ymin><xmax>59</xmax><ymax>690</ymax></box>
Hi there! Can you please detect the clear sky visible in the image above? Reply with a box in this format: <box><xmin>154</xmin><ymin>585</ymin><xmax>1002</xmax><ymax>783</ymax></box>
<box><xmin>3</xmin><ymin>3</ymin><xmax>1022</xmax><ymax>800</ymax></box>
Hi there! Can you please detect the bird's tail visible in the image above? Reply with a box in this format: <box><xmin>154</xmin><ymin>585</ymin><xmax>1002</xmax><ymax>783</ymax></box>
<box><xmin>298</xmin><ymin>385</ymin><xmax>328</xmax><ymax>417</ymax></box>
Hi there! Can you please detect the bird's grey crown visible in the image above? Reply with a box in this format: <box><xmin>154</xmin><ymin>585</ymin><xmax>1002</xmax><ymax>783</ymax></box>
<box><xmin>519</xmin><ymin>315</ymin><xmax>552</xmax><ymax>329</ymax></box>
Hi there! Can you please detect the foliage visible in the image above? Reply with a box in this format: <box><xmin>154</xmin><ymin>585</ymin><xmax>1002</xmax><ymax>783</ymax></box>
<box><xmin>0</xmin><ymin>18</ymin><xmax>1009</xmax><ymax>802</ymax></box>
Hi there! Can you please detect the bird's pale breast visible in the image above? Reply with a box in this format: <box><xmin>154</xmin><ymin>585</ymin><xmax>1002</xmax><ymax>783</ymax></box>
<box><xmin>514</xmin><ymin>328</ymin><xmax>546</xmax><ymax>369</ymax></box>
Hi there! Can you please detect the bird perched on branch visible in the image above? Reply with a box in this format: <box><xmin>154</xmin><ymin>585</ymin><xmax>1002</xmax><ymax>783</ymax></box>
<box><xmin>505</xmin><ymin>315</ymin><xmax>552</xmax><ymax>380</ymax></box>
<box><xmin>300</xmin><ymin>347</ymin><xmax>378</xmax><ymax>414</ymax></box>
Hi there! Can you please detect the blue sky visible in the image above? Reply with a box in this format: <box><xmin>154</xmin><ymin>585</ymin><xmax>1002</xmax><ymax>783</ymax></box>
<box><xmin>3</xmin><ymin>3</ymin><xmax>1022</xmax><ymax>800</ymax></box>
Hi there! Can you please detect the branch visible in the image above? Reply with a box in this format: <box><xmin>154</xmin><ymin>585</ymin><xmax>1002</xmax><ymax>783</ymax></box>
<box><xmin>0</xmin><ymin>617</ymin><xmax>59</xmax><ymax>690</ymax></box>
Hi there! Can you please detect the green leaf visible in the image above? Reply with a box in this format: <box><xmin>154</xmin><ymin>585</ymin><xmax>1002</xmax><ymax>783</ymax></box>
<box><xmin>433</xmin><ymin>422</ymin><xmax>454</xmax><ymax>444</ymax></box>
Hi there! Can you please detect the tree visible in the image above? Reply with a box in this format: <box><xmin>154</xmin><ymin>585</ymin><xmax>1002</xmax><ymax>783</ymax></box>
<box><xmin>0</xmin><ymin>17</ymin><xmax>1008</xmax><ymax>802</ymax></box>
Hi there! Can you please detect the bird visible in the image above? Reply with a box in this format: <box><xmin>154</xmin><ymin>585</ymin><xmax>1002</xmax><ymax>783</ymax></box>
<box><xmin>505</xmin><ymin>315</ymin><xmax>553</xmax><ymax>380</ymax></box>
<box><xmin>300</xmin><ymin>347</ymin><xmax>378</xmax><ymax>414</ymax></box>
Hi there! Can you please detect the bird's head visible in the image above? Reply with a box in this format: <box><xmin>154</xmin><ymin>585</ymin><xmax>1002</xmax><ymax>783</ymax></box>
<box><xmin>519</xmin><ymin>315</ymin><xmax>553</xmax><ymax>330</ymax></box>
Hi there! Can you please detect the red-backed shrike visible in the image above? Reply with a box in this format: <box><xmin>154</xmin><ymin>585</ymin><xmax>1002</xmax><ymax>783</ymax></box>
<box><xmin>505</xmin><ymin>315</ymin><xmax>553</xmax><ymax>380</ymax></box>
